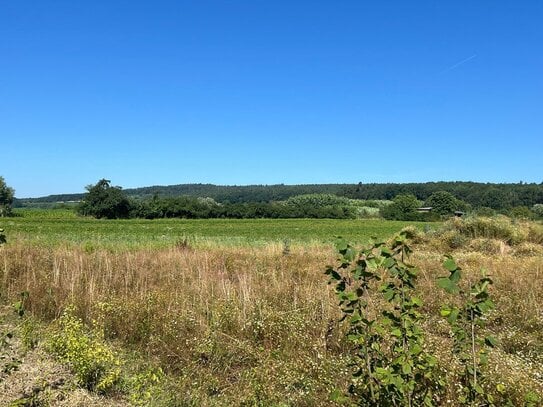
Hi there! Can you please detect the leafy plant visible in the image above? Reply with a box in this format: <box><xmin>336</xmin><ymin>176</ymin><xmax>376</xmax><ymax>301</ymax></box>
<box><xmin>325</xmin><ymin>232</ymin><xmax>442</xmax><ymax>406</ymax></box>
<box><xmin>126</xmin><ymin>366</ymin><xmax>164</xmax><ymax>406</ymax></box>
<box><xmin>47</xmin><ymin>306</ymin><xmax>121</xmax><ymax>393</ymax></box>
<box><xmin>438</xmin><ymin>257</ymin><xmax>496</xmax><ymax>405</ymax></box>
<box><xmin>12</xmin><ymin>291</ymin><xmax>29</xmax><ymax>317</ymax></box>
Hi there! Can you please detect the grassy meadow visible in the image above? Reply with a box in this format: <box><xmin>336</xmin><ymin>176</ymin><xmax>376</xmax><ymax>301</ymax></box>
<box><xmin>5</xmin><ymin>208</ymin><xmax>437</xmax><ymax>248</ymax></box>
<box><xmin>1</xmin><ymin>210</ymin><xmax>542</xmax><ymax>405</ymax></box>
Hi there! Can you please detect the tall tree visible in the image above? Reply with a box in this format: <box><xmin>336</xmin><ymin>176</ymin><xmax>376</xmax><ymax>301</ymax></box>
<box><xmin>78</xmin><ymin>179</ymin><xmax>131</xmax><ymax>219</ymax></box>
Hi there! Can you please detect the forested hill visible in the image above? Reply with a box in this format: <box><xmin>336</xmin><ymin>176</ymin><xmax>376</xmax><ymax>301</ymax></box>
<box><xmin>17</xmin><ymin>184</ymin><xmax>346</xmax><ymax>204</ymax></box>
<box><xmin>125</xmin><ymin>183</ymin><xmax>347</xmax><ymax>202</ymax></box>
<box><xmin>17</xmin><ymin>181</ymin><xmax>543</xmax><ymax>209</ymax></box>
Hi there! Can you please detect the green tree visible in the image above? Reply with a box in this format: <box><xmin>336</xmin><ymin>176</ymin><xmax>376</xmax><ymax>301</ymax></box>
<box><xmin>480</xmin><ymin>188</ymin><xmax>512</xmax><ymax>210</ymax></box>
<box><xmin>380</xmin><ymin>194</ymin><xmax>421</xmax><ymax>220</ymax></box>
<box><xmin>424</xmin><ymin>191</ymin><xmax>466</xmax><ymax>216</ymax></box>
<box><xmin>0</xmin><ymin>176</ymin><xmax>15</xmax><ymax>217</ymax></box>
<box><xmin>78</xmin><ymin>179</ymin><xmax>131</xmax><ymax>219</ymax></box>
<box><xmin>532</xmin><ymin>204</ymin><xmax>543</xmax><ymax>219</ymax></box>
<box><xmin>509</xmin><ymin>206</ymin><xmax>534</xmax><ymax>219</ymax></box>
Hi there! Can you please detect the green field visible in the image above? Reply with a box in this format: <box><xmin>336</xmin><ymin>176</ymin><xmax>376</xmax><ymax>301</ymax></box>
<box><xmin>3</xmin><ymin>209</ymin><xmax>439</xmax><ymax>248</ymax></box>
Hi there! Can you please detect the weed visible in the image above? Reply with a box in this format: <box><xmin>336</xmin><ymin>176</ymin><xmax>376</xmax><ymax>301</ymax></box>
<box><xmin>438</xmin><ymin>257</ymin><xmax>496</xmax><ymax>404</ymax></box>
<box><xmin>326</xmin><ymin>232</ymin><xmax>442</xmax><ymax>406</ymax></box>
<box><xmin>21</xmin><ymin>316</ymin><xmax>40</xmax><ymax>350</ymax></box>
<box><xmin>47</xmin><ymin>306</ymin><xmax>121</xmax><ymax>393</ymax></box>
<box><xmin>12</xmin><ymin>291</ymin><xmax>29</xmax><ymax>317</ymax></box>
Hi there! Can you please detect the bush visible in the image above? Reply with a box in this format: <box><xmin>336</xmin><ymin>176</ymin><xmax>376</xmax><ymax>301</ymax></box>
<box><xmin>48</xmin><ymin>306</ymin><xmax>121</xmax><ymax>393</ymax></box>
<box><xmin>532</xmin><ymin>204</ymin><xmax>543</xmax><ymax>219</ymax></box>
<box><xmin>448</xmin><ymin>216</ymin><xmax>524</xmax><ymax>245</ymax></box>
<box><xmin>399</xmin><ymin>225</ymin><xmax>425</xmax><ymax>243</ymax></box>
<box><xmin>468</xmin><ymin>238</ymin><xmax>509</xmax><ymax>255</ymax></box>
<box><xmin>474</xmin><ymin>207</ymin><xmax>497</xmax><ymax>217</ymax></box>
<box><xmin>509</xmin><ymin>206</ymin><xmax>535</xmax><ymax>220</ymax></box>
<box><xmin>438</xmin><ymin>230</ymin><xmax>469</xmax><ymax>250</ymax></box>
<box><xmin>527</xmin><ymin>223</ymin><xmax>543</xmax><ymax>244</ymax></box>
<box><xmin>424</xmin><ymin>191</ymin><xmax>467</xmax><ymax>216</ymax></box>
<box><xmin>284</xmin><ymin>194</ymin><xmax>357</xmax><ymax>219</ymax></box>
<box><xmin>380</xmin><ymin>194</ymin><xmax>424</xmax><ymax>221</ymax></box>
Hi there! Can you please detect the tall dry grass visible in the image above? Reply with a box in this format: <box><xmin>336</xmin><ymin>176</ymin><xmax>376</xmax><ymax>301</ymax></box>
<box><xmin>1</xmin><ymin>237</ymin><xmax>542</xmax><ymax>405</ymax></box>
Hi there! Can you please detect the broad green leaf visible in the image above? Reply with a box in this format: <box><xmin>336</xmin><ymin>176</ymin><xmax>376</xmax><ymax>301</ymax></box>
<box><xmin>345</xmin><ymin>291</ymin><xmax>358</xmax><ymax>301</ymax></box>
<box><xmin>335</xmin><ymin>238</ymin><xmax>348</xmax><ymax>252</ymax></box>
<box><xmin>450</xmin><ymin>269</ymin><xmax>462</xmax><ymax>284</ymax></box>
<box><xmin>437</xmin><ymin>277</ymin><xmax>457</xmax><ymax>293</ymax></box>
<box><xmin>383</xmin><ymin>288</ymin><xmax>394</xmax><ymax>301</ymax></box>
<box><xmin>447</xmin><ymin>308</ymin><xmax>459</xmax><ymax>324</ymax></box>
<box><xmin>443</xmin><ymin>257</ymin><xmax>458</xmax><ymax>272</ymax></box>
<box><xmin>485</xmin><ymin>335</ymin><xmax>497</xmax><ymax>347</ymax></box>
<box><xmin>401</xmin><ymin>361</ymin><xmax>412</xmax><ymax>374</ymax></box>
<box><xmin>350</xmin><ymin>312</ymin><xmax>362</xmax><ymax>324</ymax></box>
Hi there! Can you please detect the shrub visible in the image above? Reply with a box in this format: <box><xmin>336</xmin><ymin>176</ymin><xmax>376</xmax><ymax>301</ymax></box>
<box><xmin>438</xmin><ymin>258</ymin><xmax>497</xmax><ymax>405</ymax></box>
<box><xmin>437</xmin><ymin>230</ymin><xmax>469</xmax><ymax>250</ymax></box>
<box><xmin>509</xmin><ymin>206</ymin><xmax>535</xmax><ymax>220</ymax></box>
<box><xmin>380</xmin><ymin>194</ymin><xmax>424</xmax><ymax>221</ymax></box>
<box><xmin>325</xmin><ymin>233</ymin><xmax>442</xmax><ymax>405</ymax></box>
<box><xmin>526</xmin><ymin>223</ymin><xmax>543</xmax><ymax>245</ymax></box>
<box><xmin>47</xmin><ymin>306</ymin><xmax>121</xmax><ymax>393</ymax></box>
<box><xmin>474</xmin><ymin>207</ymin><xmax>496</xmax><ymax>217</ymax></box>
<box><xmin>531</xmin><ymin>203</ymin><xmax>543</xmax><ymax>219</ymax></box>
<box><xmin>445</xmin><ymin>216</ymin><xmax>524</xmax><ymax>245</ymax></box>
<box><xmin>399</xmin><ymin>225</ymin><xmax>425</xmax><ymax>243</ymax></box>
<box><xmin>424</xmin><ymin>191</ymin><xmax>467</xmax><ymax>216</ymax></box>
<box><xmin>284</xmin><ymin>194</ymin><xmax>357</xmax><ymax>219</ymax></box>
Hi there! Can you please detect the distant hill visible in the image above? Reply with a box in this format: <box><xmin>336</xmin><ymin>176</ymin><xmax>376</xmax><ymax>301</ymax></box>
<box><xmin>15</xmin><ymin>183</ymin><xmax>346</xmax><ymax>206</ymax></box>
<box><xmin>15</xmin><ymin>181</ymin><xmax>543</xmax><ymax>210</ymax></box>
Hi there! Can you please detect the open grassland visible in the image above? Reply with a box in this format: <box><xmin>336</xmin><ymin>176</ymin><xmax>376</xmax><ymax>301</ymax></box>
<box><xmin>5</xmin><ymin>209</ymin><xmax>438</xmax><ymax>249</ymax></box>
<box><xmin>1</xmin><ymin>213</ymin><xmax>542</xmax><ymax>405</ymax></box>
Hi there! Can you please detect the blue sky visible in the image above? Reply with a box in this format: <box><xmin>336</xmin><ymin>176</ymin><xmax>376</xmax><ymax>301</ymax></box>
<box><xmin>1</xmin><ymin>1</ymin><xmax>542</xmax><ymax>197</ymax></box>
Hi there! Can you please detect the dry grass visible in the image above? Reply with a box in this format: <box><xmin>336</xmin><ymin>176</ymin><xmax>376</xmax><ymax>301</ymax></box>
<box><xmin>1</xmin><ymin>233</ymin><xmax>543</xmax><ymax>405</ymax></box>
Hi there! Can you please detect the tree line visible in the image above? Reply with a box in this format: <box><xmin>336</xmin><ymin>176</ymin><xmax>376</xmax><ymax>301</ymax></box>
<box><xmin>342</xmin><ymin>181</ymin><xmax>543</xmax><ymax>210</ymax></box>
<box><xmin>77</xmin><ymin>180</ymin><xmax>362</xmax><ymax>219</ymax></box>
<box><xmin>16</xmin><ymin>181</ymin><xmax>543</xmax><ymax>211</ymax></box>
<box><xmin>4</xmin><ymin>177</ymin><xmax>543</xmax><ymax>220</ymax></box>
<box><xmin>76</xmin><ymin>179</ymin><xmax>543</xmax><ymax>220</ymax></box>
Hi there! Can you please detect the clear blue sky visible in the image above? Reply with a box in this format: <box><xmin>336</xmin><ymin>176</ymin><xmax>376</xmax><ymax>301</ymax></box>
<box><xmin>1</xmin><ymin>1</ymin><xmax>542</xmax><ymax>197</ymax></box>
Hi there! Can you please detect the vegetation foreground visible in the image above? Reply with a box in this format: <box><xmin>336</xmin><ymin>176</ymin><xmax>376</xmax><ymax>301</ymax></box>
<box><xmin>0</xmin><ymin>214</ymin><xmax>543</xmax><ymax>405</ymax></box>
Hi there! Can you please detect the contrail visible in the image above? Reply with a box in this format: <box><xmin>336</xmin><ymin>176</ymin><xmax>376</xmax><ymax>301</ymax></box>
<box><xmin>439</xmin><ymin>54</ymin><xmax>477</xmax><ymax>74</ymax></box>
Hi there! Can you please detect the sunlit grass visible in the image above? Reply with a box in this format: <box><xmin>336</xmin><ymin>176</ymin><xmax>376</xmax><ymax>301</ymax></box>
<box><xmin>4</xmin><ymin>209</ymin><xmax>439</xmax><ymax>249</ymax></box>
